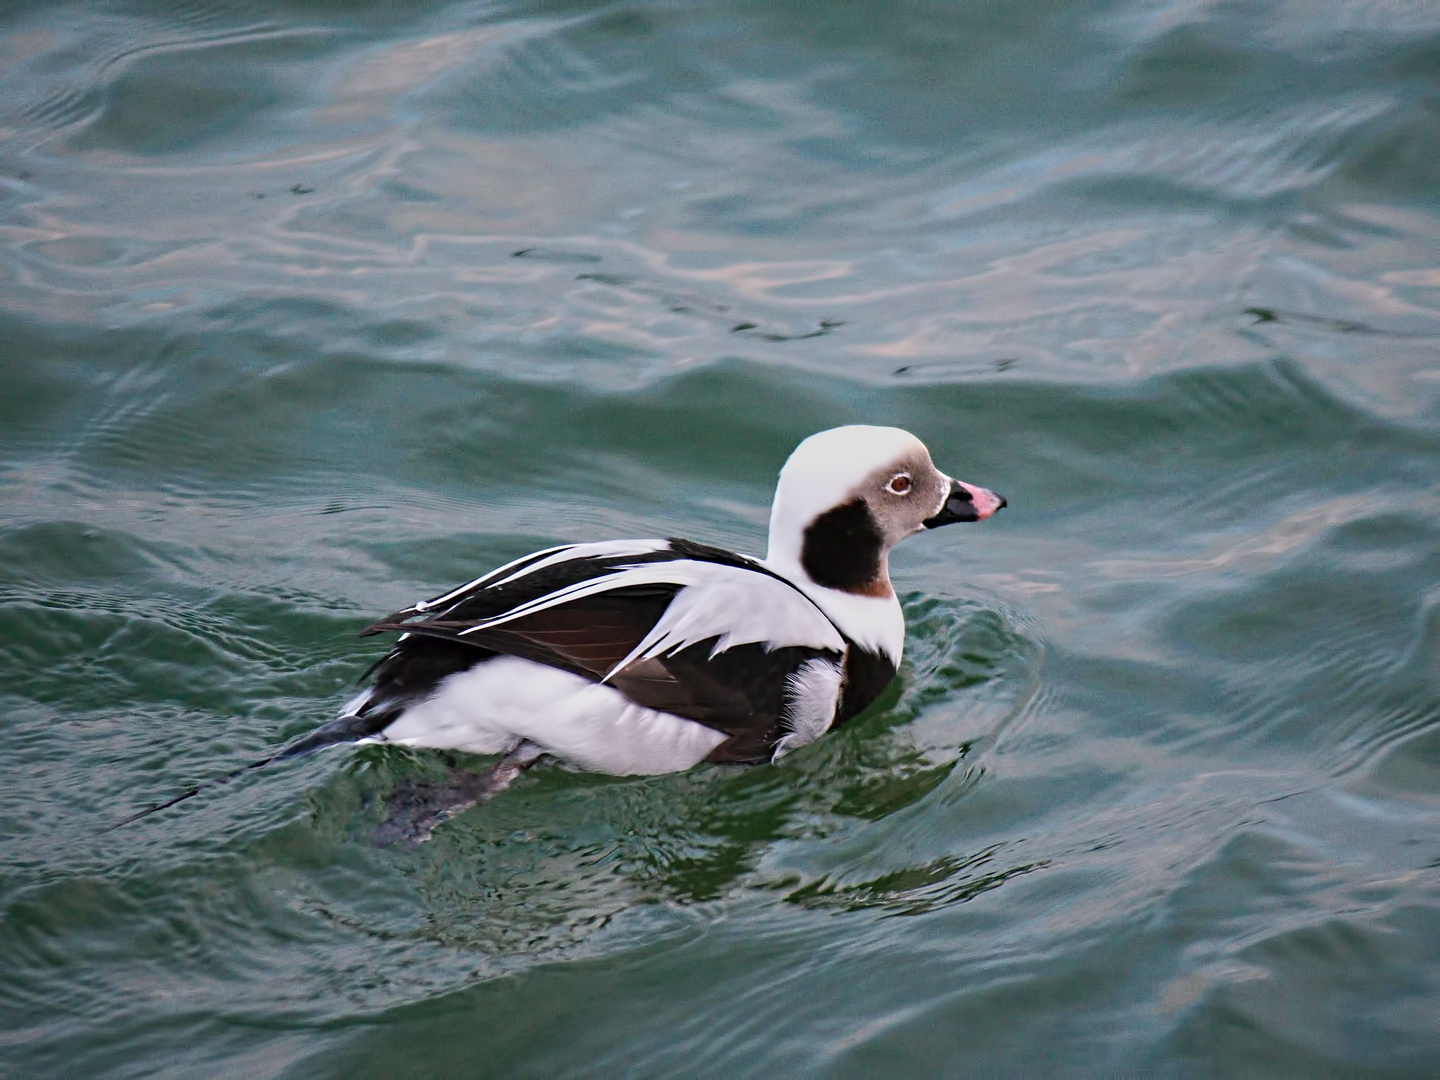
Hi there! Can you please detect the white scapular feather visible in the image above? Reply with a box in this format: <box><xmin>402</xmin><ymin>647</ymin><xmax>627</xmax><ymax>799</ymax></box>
<box><xmin>415</xmin><ymin>539</ymin><xmax>669</xmax><ymax>611</ymax></box>
<box><xmin>773</xmin><ymin>658</ymin><xmax>844</xmax><ymax>759</ymax></box>
<box><xmin>488</xmin><ymin>539</ymin><xmax>670</xmax><ymax>589</ymax></box>
<box><xmin>457</xmin><ymin>559</ymin><xmax>847</xmax><ymax>675</ymax></box>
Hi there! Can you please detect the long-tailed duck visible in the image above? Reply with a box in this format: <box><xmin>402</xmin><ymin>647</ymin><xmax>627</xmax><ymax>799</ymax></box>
<box><xmin>114</xmin><ymin>426</ymin><xmax>1003</xmax><ymax>832</ymax></box>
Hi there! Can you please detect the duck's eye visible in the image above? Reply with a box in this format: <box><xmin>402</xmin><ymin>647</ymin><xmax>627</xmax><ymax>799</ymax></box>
<box><xmin>887</xmin><ymin>474</ymin><xmax>912</xmax><ymax>495</ymax></box>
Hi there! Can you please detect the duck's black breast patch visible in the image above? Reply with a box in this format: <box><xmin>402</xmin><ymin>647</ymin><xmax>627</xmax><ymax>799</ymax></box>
<box><xmin>836</xmin><ymin>647</ymin><xmax>898</xmax><ymax>724</ymax></box>
<box><xmin>801</xmin><ymin>497</ymin><xmax>883</xmax><ymax>593</ymax></box>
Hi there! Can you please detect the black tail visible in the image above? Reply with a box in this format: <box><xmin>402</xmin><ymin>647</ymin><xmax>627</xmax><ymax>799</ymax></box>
<box><xmin>107</xmin><ymin>637</ymin><xmax>498</xmax><ymax>833</ymax></box>
<box><xmin>101</xmin><ymin>713</ymin><xmax>380</xmax><ymax>833</ymax></box>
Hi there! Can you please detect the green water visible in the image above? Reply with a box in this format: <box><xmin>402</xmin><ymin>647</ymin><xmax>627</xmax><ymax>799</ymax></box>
<box><xmin>2</xmin><ymin>0</ymin><xmax>1439</xmax><ymax>1075</ymax></box>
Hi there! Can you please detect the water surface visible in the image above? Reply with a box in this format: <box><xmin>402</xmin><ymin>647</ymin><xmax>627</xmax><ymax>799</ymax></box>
<box><xmin>2</xmin><ymin>0</ymin><xmax>1439</xmax><ymax>1075</ymax></box>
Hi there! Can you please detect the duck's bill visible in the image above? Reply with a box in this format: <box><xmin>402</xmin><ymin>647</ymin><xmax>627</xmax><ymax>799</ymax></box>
<box><xmin>923</xmin><ymin>479</ymin><xmax>1007</xmax><ymax>527</ymax></box>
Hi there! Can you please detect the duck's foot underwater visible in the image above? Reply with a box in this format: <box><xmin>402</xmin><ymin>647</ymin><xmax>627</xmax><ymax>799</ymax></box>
<box><xmin>372</xmin><ymin>741</ymin><xmax>545</xmax><ymax>847</ymax></box>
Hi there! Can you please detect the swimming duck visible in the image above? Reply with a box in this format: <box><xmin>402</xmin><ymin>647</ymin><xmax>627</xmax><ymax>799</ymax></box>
<box><xmin>116</xmin><ymin>425</ymin><xmax>1003</xmax><ymax>832</ymax></box>
<box><xmin>318</xmin><ymin>424</ymin><xmax>1002</xmax><ymax>767</ymax></box>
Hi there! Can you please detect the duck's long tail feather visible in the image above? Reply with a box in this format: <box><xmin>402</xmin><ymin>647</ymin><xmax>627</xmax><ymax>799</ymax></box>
<box><xmin>106</xmin><ymin>637</ymin><xmax>504</xmax><ymax>834</ymax></box>
<box><xmin>101</xmin><ymin>712</ymin><xmax>381</xmax><ymax>833</ymax></box>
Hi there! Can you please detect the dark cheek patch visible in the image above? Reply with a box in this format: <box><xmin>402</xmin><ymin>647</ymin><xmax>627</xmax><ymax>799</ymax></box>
<box><xmin>801</xmin><ymin>498</ymin><xmax>884</xmax><ymax>593</ymax></box>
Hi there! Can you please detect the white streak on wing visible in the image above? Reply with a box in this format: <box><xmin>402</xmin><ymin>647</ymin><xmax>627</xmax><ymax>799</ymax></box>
<box><xmin>772</xmin><ymin>658</ymin><xmax>844</xmax><ymax>759</ymax></box>
<box><xmin>605</xmin><ymin>566</ymin><xmax>845</xmax><ymax>678</ymax></box>
<box><xmin>458</xmin><ymin>559</ymin><xmax>845</xmax><ymax>672</ymax></box>
<box><xmin>339</xmin><ymin>688</ymin><xmax>372</xmax><ymax>718</ymax></box>
<box><xmin>416</xmin><ymin>539</ymin><xmax>670</xmax><ymax>613</ymax></box>
<box><xmin>416</xmin><ymin>544</ymin><xmax>572</xmax><ymax>611</ymax></box>
<box><xmin>486</xmin><ymin>538</ymin><xmax>669</xmax><ymax>590</ymax></box>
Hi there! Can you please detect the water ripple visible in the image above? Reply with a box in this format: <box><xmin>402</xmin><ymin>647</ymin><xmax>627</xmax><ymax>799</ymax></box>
<box><xmin>3</xmin><ymin>0</ymin><xmax>1440</xmax><ymax>1074</ymax></box>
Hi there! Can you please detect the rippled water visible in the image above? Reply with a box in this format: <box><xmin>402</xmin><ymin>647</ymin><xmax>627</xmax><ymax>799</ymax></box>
<box><xmin>2</xmin><ymin>0</ymin><xmax>1438</xmax><ymax>1075</ymax></box>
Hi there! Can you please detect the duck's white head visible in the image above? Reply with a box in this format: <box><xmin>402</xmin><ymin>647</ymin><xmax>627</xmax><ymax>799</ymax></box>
<box><xmin>763</xmin><ymin>425</ymin><xmax>1004</xmax><ymax>656</ymax></box>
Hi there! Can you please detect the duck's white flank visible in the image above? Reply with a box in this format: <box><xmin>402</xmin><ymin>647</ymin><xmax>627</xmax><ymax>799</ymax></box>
<box><xmin>374</xmin><ymin>656</ymin><xmax>729</xmax><ymax>774</ymax></box>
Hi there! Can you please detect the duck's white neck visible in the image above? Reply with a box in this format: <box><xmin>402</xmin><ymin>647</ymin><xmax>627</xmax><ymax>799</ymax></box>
<box><xmin>761</xmin><ymin>548</ymin><xmax>905</xmax><ymax>664</ymax></box>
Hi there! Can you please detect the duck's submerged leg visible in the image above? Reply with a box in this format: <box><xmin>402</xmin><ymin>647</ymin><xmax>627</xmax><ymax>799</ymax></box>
<box><xmin>372</xmin><ymin>741</ymin><xmax>546</xmax><ymax>846</ymax></box>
